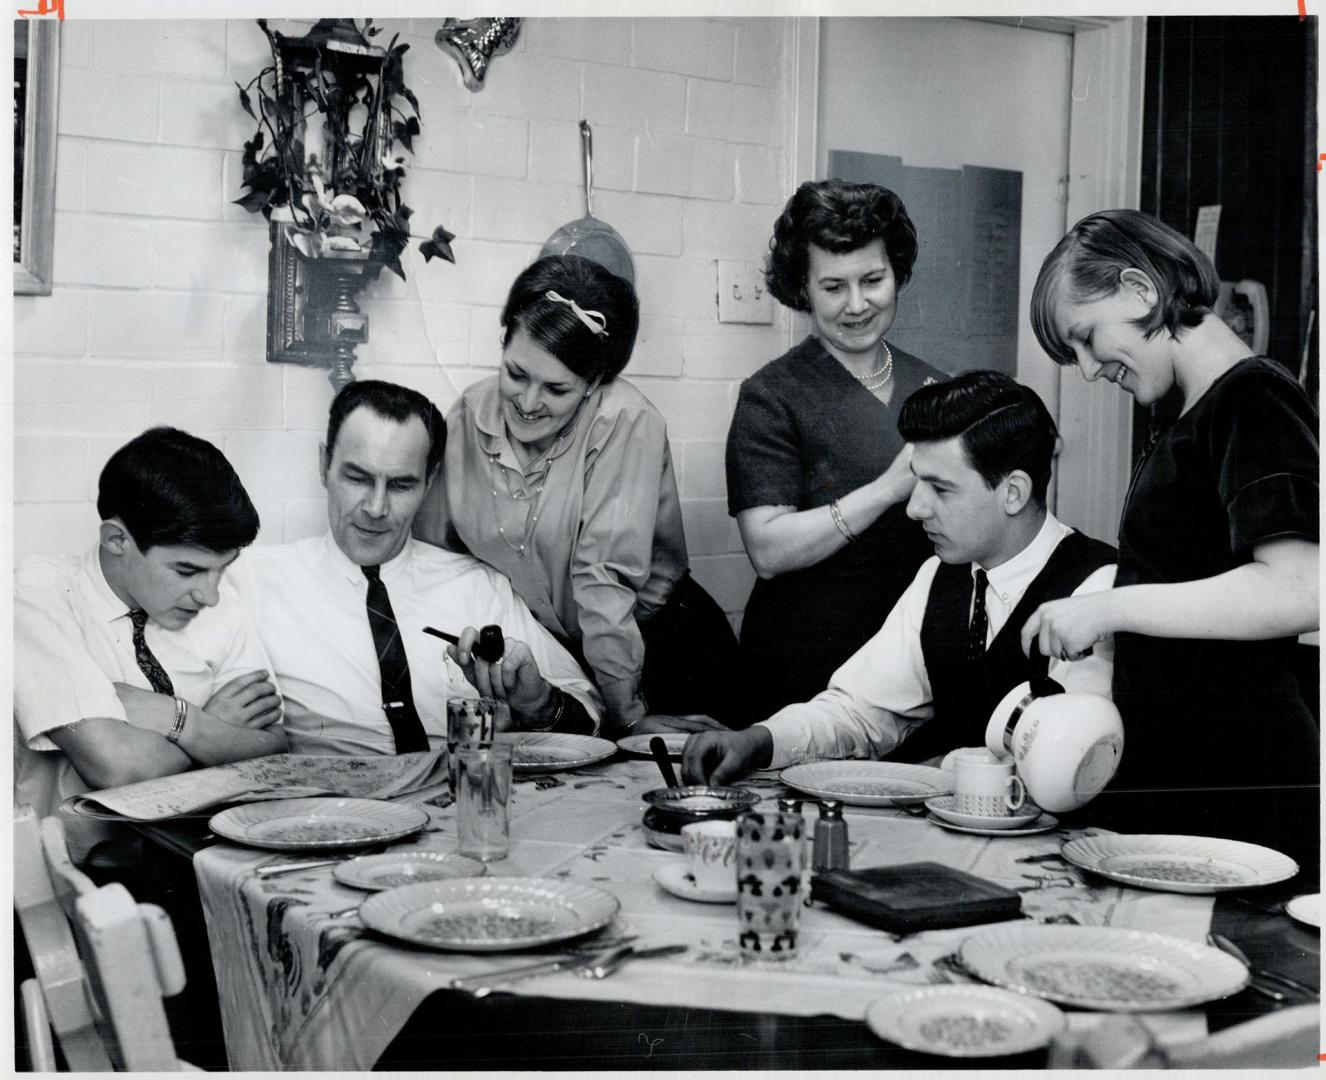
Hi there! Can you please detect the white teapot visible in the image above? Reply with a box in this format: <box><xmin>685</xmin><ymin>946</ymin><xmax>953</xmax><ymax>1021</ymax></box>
<box><xmin>984</xmin><ymin>666</ymin><xmax>1123</xmax><ymax>814</ymax></box>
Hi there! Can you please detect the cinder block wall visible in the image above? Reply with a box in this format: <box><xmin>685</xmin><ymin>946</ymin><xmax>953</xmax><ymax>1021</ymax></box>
<box><xmin>14</xmin><ymin>17</ymin><xmax>801</xmax><ymax>625</ymax></box>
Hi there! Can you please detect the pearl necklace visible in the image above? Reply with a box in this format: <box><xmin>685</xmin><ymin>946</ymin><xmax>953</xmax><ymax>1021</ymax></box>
<box><xmin>488</xmin><ymin>449</ymin><xmax>556</xmax><ymax>556</ymax></box>
<box><xmin>851</xmin><ymin>339</ymin><xmax>895</xmax><ymax>390</ymax></box>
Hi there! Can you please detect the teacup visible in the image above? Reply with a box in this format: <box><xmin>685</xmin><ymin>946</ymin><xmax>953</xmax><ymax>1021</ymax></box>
<box><xmin>953</xmin><ymin>751</ymin><xmax>1026</xmax><ymax>818</ymax></box>
<box><xmin>680</xmin><ymin>819</ymin><xmax>737</xmax><ymax>893</ymax></box>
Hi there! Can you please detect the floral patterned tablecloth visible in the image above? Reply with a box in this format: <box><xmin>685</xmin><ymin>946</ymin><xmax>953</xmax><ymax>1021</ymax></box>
<box><xmin>193</xmin><ymin>755</ymin><xmax>1213</xmax><ymax>1070</ymax></box>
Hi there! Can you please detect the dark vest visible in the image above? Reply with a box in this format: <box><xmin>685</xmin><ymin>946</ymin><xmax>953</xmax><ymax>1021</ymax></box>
<box><xmin>893</xmin><ymin>530</ymin><xmax>1117</xmax><ymax>763</ymax></box>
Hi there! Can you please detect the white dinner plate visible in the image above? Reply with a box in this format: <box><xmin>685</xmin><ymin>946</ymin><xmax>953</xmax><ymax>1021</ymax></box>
<box><xmin>494</xmin><ymin>731</ymin><xmax>617</xmax><ymax>773</ymax></box>
<box><xmin>617</xmin><ymin>733</ymin><xmax>687</xmax><ymax>759</ymax></box>
<box><xmin>925</xmin><ymin>795</ymin><xmax>1043</xmax><ymax>831</ymax></box>
<box><xmin>959</xmin><ymin>924</ymin><xmax>1249</xmax><ymax>1011</ymax></box>
<box><xmin>359</xmin><ymin>876</ymin><xmax>620</xmax><ymax>952</ymax></box>
<box><xmin>652</xmin><ymin>862</ymin><xmax>737</xmax><ymax>904</ymax></box>
<box><xmin>865</xmin><ymin>985</ymin><xmax>1066</xmax><ymax>1057</ymax></box>
<box><xmin>1286</xmin><ymin>893</ymin><xmax>1321</xmax><ymax>929</ymax></box>
<box><xmin>333</xmin><ymin>851</ymin><xmax>488</xmax><ymax>892</ymax></box>
<box><xmin>1060</xmin><ymin>834</ymin><xmax>1299</xmax><ymax>895</ymax></box>
<box><xmin>928</xmin><ymin>813</ymin><xmax>1060</xmax><ymax>838</ymax></box>
<box><xmin>208</xmin><ymin>797</ymin><xmax>429</xmax><ymax>851</ymax></box>
<box><xmin>779</xmin><ymin>761</ymin><xmax>953</xmax><ymax>807</ymax></box>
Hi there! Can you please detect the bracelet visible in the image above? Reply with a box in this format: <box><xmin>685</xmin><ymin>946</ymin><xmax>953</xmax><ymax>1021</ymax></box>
<box><xmin>531</xmin><ymin>686</ymin><xmax>566</xmax><ymax>731</ymax></box>
<box><xmin>167</xmin><ymin>697</ymin><xmax>188</xmax><ymax>744</ymax></box>
<box><xmin>829</xmin><ymin>498</ymin><xmax>857</xmax><ymax>542</ymax></box>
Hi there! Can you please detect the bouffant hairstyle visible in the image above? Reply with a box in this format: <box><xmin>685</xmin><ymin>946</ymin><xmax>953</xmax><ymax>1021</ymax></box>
<box><xmin>97</xmin><ymin>427</ymin><xmax>260</xmax><ymax>553</ymax></box>
<box><xmin>326</xmin><ymin>380</ymin><xmax>447</xmax><ymax>478</ymax></box>
<box><xmin>764</xmin><ymin>179</ymin><xmax>919</xmax><ymax>312</ymax></box>
<box><xmin>499</xmin><ymin>255</ymin><xmax>640</xmax><ymax>384</ymax></box>
<box><xmin>898</xmin><ymin>370</ymin><xmax>1058</xmax><ymax>506</ymax></box>
<box><xmin>1031</xmin><ymin>208</ymin><xmax>1221</xmax><ymax>366</ymax></box>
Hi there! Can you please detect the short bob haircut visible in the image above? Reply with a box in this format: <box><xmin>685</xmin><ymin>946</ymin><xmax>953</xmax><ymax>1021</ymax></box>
<box><xmin>898</xmin><ymin>370</ymin><xmax>1058</xmax><ymax>506</ymax></box>
<box><xmin>499</xmin><ymin>254</ymin><xmax>640</xmax><ymax>384</ymax></box>
<box><xmin>765</xmin><ymin>179</ymin><xmax>919</xmax><ymax>312</ymax></box>
<box><xmin>1030</xmin><ymin>208</ymin><xmax>1221</xmax><ymax>366</ymax></box>
<box><xmin>325</xmin><ymin>379</ymin><xmax>446</xmax><ymax>478</ymax></box>
<box><xmin>97</xmin><ymin>427</ymin><xmax>260</xmax><ymax>553</ymax></box>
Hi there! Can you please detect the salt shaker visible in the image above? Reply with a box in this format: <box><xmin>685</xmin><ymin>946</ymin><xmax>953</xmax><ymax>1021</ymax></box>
<box><xmin>812</xmin><ymin>799</ymin><xmax>849</xmax><ymax>871</ymax></box>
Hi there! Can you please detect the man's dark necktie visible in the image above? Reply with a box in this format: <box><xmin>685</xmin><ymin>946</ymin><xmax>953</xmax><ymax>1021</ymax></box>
<box><xmin>363</xmin><ymin>565</ymin><xmax>429</xmax><ymax>753</ymax></box>
<box><xmin>968</xmin><ymin>568</ymin><xmax>989</xmax><ymax>662</ymax></box>
<box><xmin>129</xmin><ymin>609</ymin><xmax>175</xmax><ymax>695</ymax></box>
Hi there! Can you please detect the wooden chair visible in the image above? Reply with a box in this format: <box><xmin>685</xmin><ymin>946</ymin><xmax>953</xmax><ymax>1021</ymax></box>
<box><xmin>13</xmin><ymin>806</ymin><xmax>195</xmax><ymax>1071</ymax></box>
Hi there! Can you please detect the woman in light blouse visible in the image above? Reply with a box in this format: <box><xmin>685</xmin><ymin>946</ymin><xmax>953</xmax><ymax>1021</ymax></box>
<box><xmin>416</xmin><ymin>255</ymin><xmax>739</xmax><ymax>737</ymax></box>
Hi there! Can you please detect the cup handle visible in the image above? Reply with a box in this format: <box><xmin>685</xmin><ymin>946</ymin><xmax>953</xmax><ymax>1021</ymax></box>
<box><xmin>1006</xmin><ymin>774</ymin><xmax>1026</xmax><ymax>811</ymax></box>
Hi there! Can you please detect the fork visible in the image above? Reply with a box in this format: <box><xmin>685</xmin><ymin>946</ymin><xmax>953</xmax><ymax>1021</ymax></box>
<box><xmin>575</xmin><ymin>944</ymin><xmax>688</xmax><ymax>979</ymax></box>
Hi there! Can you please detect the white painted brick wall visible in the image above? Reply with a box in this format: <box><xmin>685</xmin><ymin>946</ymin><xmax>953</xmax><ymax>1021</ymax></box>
<box><xmin>13</xmin><ymin>16</ymin><xmax>797</xmax><ymax>630</ymax></box>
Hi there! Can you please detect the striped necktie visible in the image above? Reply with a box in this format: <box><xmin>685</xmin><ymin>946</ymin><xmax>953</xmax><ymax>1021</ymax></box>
<box><xmin>129</xmin><ymin>609</ymin><xmax>175</xmax><ymax>695</ymax></box>
<box><xmin>363</xmin><ymin>565</ymin><xmax>429</xmax><ymax>753</ymax></box>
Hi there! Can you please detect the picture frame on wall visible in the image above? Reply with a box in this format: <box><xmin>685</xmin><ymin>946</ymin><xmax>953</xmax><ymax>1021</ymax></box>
<box><xmin>14</xmin><ymin>18</ymin><xmax>59</xmax><ymax>296</ymax></box>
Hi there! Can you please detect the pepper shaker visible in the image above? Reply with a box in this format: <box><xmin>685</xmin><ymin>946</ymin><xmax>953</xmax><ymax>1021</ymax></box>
<box><xmin>813</xmin><ymin>799</ymin><xmax>849</xmax><ymax>871</ymax></box>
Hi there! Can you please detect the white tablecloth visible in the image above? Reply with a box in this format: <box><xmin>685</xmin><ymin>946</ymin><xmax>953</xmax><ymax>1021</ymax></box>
<box><xmin>193</xmin><ymin>755</ymin><xmax>1214</xmax><ymax>1070</ymax></box>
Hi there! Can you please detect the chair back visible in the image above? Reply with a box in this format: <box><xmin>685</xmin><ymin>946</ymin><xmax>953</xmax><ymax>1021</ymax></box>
<box><xmin>14</xmin><ymin>806</ymin><xmax>190</xmax><ymax>1071</ymax></box>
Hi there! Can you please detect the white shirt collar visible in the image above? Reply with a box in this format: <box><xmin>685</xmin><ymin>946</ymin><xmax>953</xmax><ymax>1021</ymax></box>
<box><xmin>80</xmin><ymin>544</ymin><xmax>134</xmax><ymax>625</ymax></box>
<box><xmin>316</xmin><ymin>530</ymin><xmax>416</xmax><ymax>586</ymax></box>
<box><xmin>976</xmin><ymin>512</ymin><xmax>1067</xmax><ymax>605</ymax></box>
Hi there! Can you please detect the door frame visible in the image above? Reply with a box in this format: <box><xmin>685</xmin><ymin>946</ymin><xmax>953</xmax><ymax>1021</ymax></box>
<box><xmin>786</xmin><ymin>15</ymin><xmax>1146</xmax><ymax>545</ymax></box>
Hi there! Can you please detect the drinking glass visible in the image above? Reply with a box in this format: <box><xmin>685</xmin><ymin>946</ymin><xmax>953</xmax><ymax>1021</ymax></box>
<box><xmin>735</xmin><ymin>810</ymin><xmax>807</xmax><ymax>960</ymax></box>
<box><xmin>455</xmin><ymin>742</ymin><xmax>513</xmax><ymax>862</ymax></box>
<box><xmin>446</xmin><ymin>697</ymin><xmax>506</xmax><ymax>796</ymax></box>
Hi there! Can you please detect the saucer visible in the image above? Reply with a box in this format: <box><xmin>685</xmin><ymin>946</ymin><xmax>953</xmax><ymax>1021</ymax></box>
<box><xmin>928</xmin><ymin>814</ymin><xmax>1059</xmax><ymax>838</ymax></box>
<box><xmin>652</xmin><ymin>862</ymin><xmax>736</xmax><ymax>904</ymax></box>
<box><xmin>925</xmin><ymin>795</ymin><xmax>1041</xmax><ymax>831</ymax></box>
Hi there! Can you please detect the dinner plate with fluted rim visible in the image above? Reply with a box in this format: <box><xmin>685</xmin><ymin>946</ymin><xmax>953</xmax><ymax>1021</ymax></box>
<box><xmin>616</xmin><ymin>732</ymin><xmax>687</xmax><ymax>759</ymax></box>
<box><xmin>1060</xmin><ymin>834</ymin><xmax>1299</xmax><ymax>894</ymax></box>
<box><xmin>1286</xmin><ymin>893</ymin><xmax>1321</xmax><ymax>928</ymax></box>
<box><xmin>208</xmin><ymin>797</ymin><xmax>429</xmax><ymax>851</ymax></box>
<box><xmin>779</xmin><ymin>761</ymin><xmax>953</xmax><ymax>806</ymax></box>
<box><xmin>865</xmin><ymin>985</ymin><xmax>1066</xmax><ymax>1057</ymax></box>
<box><xmin>924</xmin><ymin>795</ymin><xmax>1043</xmax><ymax>831</ymax></box>
<box><xmin>358</xmin><ymin>876</ymin><xmax>620</xmax><ymax>952</ymax></box>
<box><xmin>493</xmin><ymin>731</ymin><xmax>618</xmax><ymax>773</ymax></box>
<box><xmin>959</xmin><ymin>924</ymin><xmax>1249</xmax><ymax>1011</ymax></box>
<box><xmin>333</xmin><ymin>851</ymin><xmax>488</xmax><ymax>892</ymax></box>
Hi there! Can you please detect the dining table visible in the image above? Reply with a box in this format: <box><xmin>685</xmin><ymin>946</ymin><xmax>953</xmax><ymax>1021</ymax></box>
<box><xmin>135</xmin><ymin>748</ymin><xmax>1320</xmax><ymax>1072</ymax></box>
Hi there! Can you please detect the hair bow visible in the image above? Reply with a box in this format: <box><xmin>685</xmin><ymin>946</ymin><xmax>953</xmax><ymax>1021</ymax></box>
<box><xmin>545</xmin><ymin>290</ymin><xmax>609</xmax><ymax>338</ymax></box>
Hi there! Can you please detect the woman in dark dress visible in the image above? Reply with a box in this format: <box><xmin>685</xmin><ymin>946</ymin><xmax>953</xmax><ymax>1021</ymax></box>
<box><xmin>1022</xmin><ymin>209</ymin><xmax>1319</xmax><ymax>852</ymax></box>
<box><xmin>726</xmin><ymin>180</ymin><xmax>946</xmax><ymax>724</ymax></box>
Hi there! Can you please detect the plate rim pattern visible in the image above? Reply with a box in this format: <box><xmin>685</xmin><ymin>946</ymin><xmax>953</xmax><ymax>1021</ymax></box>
<box><xmin>778</xmin><ymin>761</ymin><xmax>954</xmax><ymax>806</ymax></box>
<box><xmin>208</xmin><ymin>797</ymin><xmax>429</xmax><ymax>851</ymax></box>
<box><xmin>358</xmin><ymin>875</ymin><xmax>621</xmax><ymax>952</ymax></box>
<box><xmin>1060</xmin><ymin>833</ymin><xmax>1299</xmax><ymax>894</ymax></box>
<box><xmin>959</xmin><ymin>923</ymin><xmax>1249</xmax><ymax>1011</ymax></box>
<box><xmin>864</xmin><ymin>984</ymin><xmax>1066</xmax><ymax>1057</ymax></box>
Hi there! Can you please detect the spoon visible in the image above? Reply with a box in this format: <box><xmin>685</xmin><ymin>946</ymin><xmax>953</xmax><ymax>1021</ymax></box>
<box><xmin>650</xmin><ymin>736</ymin><xmax>680</xmax><ymax>788</ymax></box>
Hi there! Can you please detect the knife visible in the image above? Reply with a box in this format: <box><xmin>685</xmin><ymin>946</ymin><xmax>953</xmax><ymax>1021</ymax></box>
<box><xmin>1209</xmin><ymin>933</ymin><xmax>1317</xmax><ymax>999</ymax></box>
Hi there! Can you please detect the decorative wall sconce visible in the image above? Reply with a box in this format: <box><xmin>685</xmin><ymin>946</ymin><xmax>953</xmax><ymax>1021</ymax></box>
<box><xmin>435</xmin><ymin>18</ymin><xmax>522</xmax><ymax>92</ymax></box>
<box><xmin>235</xmin><ymin>19</ymin><xmax>456</xmax><ymax>389</ymax></box>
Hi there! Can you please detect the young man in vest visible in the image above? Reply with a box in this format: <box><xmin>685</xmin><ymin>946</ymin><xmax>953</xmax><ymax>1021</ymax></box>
<box><xmin>683</xmin><ymin>371</ymin><xmax>1117</xmax><ymax>785</ymax></box>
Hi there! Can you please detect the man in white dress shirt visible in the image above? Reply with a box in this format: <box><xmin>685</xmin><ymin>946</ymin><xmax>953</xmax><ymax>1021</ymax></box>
<box><xmin>241</xmin><ymin>380</ymin><xmax>601</xmax><ymax>755</ymax></box>
<box><xmin>14</xmin><ymin>427</ymin><xmax>284</xmax><ymax>860</ymax></box>
<box><xmin>684</xmin><ymin>371</ymin><xmax>1117</xmax><ymax>785</ymax></box>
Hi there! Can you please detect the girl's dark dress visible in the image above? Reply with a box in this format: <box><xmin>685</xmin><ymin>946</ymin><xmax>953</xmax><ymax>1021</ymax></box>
<box><xmin>1102</xmin><ymin>357</ymin><xmax>1319</xmax><ymax>854</ymax></box>
<box><xmin>725</xmin><ymin>336</ymin><xmax>947</xmax><ymax>725</ymax></box>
